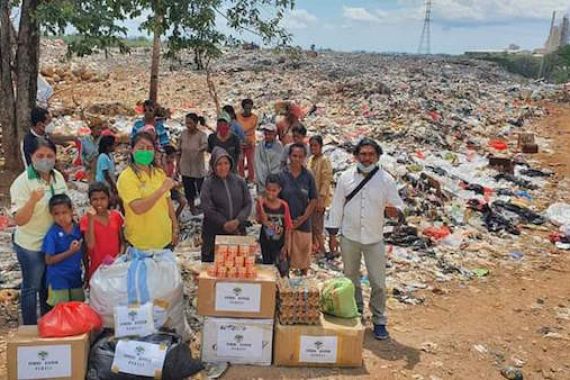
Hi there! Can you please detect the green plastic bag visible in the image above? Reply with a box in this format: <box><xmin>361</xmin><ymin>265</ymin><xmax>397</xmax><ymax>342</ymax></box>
<box><xmin>320</xmin><ymin>277</ymin><xmax>359</xmax><ymax>318</ymax></box>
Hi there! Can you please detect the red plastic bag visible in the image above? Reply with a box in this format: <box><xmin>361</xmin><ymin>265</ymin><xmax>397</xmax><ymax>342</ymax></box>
<box><xmin>423</xmin><ymin>226</ymin><xmax>451</xmax><ymax>240</ymax></box>
<box><xmin>39</xmin><ymin>301</ymin><xmax>102</xmax><ymax>337</ymax></box>
<box><xmin>0</xmin><ymin>215</ymin><xmax>9</xmax><ymax>231</ymax></box>
<box><xmin>489</xmin><ymin>139</ymin><xmax>508</xmax><ymax>151</ymax></box>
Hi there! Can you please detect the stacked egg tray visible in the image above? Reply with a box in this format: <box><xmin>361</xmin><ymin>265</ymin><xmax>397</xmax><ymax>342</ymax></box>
<box><xmin>277</xmin><ymin>278</ymin><xmax>321</xmax><ymax>325</ymax></box>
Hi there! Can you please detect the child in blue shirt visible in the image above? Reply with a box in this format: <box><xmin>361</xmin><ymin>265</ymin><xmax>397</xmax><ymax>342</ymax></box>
<box><xmin>95</xmin><ymin>134</ymin><xmax>118</xmax><ymax>204</ymax></box>
<box><xmin>43</xmin><ymin>194</ymin><xmax>85</xmax><ymax>306</ymax></box>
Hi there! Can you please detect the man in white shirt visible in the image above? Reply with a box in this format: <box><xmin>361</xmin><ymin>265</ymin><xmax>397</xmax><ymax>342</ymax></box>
<box><xmin>326</xmin><ymin>138</ymin><xmax>404</xmax><ymax>340</ymax></box>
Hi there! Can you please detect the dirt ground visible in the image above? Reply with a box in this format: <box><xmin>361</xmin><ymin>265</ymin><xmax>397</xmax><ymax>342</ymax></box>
<box><xmin>0</xmin><ymin>94</ymin><xmax>569</xmax><ymax>379</ymax></box>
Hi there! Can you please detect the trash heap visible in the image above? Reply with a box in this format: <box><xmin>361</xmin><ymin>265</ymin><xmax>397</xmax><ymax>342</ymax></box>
<box><xmin>2</xmin><ymin>44</ymin><xmax>569</xmax><ymax>376</ymax></box>
<box><xmin>546</xmin><ymin>203</ymin><xmax>570</xmax><ymax>250</ymax></box>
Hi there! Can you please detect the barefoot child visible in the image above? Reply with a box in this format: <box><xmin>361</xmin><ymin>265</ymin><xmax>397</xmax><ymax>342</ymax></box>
<box><xmin>43</xmin><ymin>194</ymin><xmax>85</xmax><ymax>306</ymax></box>
<box><xmin>256</xmin><ymin>174</ymin><xmax>293</xmax><ymax>277</ymax></box>
<box><xmin>80</xmin><ymin>182</ymin><xmax>124</xmax><ymax>281</ymax></box>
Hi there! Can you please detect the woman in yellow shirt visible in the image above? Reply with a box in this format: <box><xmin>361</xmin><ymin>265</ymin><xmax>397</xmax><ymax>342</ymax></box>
<box><xmin>117</xmin><ymin>132</ymin><xmax>179</xmax><ymax>250</ymax></box>
<box><xmin>308</xmin><ymin>135</ymin><xmax>333</xmax><ymax>256</ymax></box>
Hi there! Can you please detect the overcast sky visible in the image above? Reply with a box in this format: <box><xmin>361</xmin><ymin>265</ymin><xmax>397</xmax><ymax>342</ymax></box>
<box><xmin>121</xmin><ymin>0</ymin><xmax>570</xmax><ymax>55</ymax></box>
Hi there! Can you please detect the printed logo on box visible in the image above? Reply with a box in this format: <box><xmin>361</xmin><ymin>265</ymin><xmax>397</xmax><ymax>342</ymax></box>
<box><xmin>17</xmin><ymin>345</ymin><xmax>72</xmax><ymax>379</ymax></box>
<box><xmin>215</xmin><ymin>282</ymin><xmax>261</xmax><ymax>312</ymax></box>
<box><xmin>111</xmin><ymin>340</ymin><xmax>167</xmax><ymax>377</ymax></box>
<box><xmin>216</xmin><ymin>324</ymin><xmax>264</xmax><ymax>358</ymax></box>
<box><xmin>299</xmin><ymin>336</ymin><xmax>338</xmax><ymax>363</ymax></box>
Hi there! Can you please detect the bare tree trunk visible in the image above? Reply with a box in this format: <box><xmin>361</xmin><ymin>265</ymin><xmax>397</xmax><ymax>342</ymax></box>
<box><xmin>194</xmin><ymin>48</ymin><xmax>204</xmax><ymax>70</ymax></box>
<box><xmin>0</xmin><ymin>0</ymin><xmax>20</xmax><ymax>171</ymax></box>
<box><xmin>205</xmin><ymin>58</ymin><xmax>220</xmax><ymax>113</ymax></box>
<box><xmin>149</xmin><ymin>0</ymin><xmax>162</xmax><ymax>104</ymax></box>
<box><xmin>15</xmin><ymin>0</ymin><xmax>40</xmax><ymax>140</ymax></box>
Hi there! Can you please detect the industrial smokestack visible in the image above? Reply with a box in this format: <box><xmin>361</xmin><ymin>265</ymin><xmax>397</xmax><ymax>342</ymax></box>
<box><xmin>561</xmin><ymin>14</ymin><xmax>570</xmax><ymax>46</ymax></box>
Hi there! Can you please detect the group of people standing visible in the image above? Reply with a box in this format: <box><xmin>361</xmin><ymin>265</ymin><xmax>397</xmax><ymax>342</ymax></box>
<box><xmin>11</xmin><ymin>97</ymin><xmax>404</xmax><ymax>341</ymax></box>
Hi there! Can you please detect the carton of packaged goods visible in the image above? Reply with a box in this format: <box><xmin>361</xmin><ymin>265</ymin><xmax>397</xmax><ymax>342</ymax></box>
<box><xmin>210</xmin><ymin>236</ymin><xmax>259</xmax><ymax>279</ymax></box>
<box><xmin>7</xmin><ymin>326</ymin><xmax>89</xmax><ymax>380</ymax></box>
<box><xmin>201</xmin><ymin>317</ymin><xmax>274</xmax><ymax>365</ymax></box>
<box><xmin>277</xmin><ymin>278</ymin><xmax>321</xmax><ymax>325</ymax></box>
<box><xmin>198</xmin><ymin>264</ymin><xmax>277</xmax><ymax>319</ymax></box>
<box><xmin>274</xmin><ymin>314</ymin><xmax>364</xmax><ymax>367</ymax></box>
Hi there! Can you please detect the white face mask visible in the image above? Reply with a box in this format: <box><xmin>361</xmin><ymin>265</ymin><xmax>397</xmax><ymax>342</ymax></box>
<box><xmin>357</xmin><ymin>162</ymin><xmax>377</xmax><ymax>173</ymax></box>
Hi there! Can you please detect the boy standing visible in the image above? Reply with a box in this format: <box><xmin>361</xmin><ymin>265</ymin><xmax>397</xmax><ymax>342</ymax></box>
<box><xmin>43</xmin><ymin>194</ymin><xmax>85</xmax><ymax>306</ymax></box>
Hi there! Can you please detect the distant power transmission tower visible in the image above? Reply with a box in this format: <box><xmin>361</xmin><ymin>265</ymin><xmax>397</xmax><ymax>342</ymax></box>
<box><xmin>539</xmin><ymin>11</ymin><xmax>557</xmax><ymax>78</ymax></box>
<box><xmin>418</xmin><ymin>0</ymin><xmax>432</xmax><ymax>54</ymax></box>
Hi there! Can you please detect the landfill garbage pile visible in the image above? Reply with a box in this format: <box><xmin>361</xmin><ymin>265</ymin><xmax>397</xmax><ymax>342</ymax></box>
<box><xmin>1</xmin><ymin>44</ymin><xmax>568</xmax><ymax>330</ymax></box>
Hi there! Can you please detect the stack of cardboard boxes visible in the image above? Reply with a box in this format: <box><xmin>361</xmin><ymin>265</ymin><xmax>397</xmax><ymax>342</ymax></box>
<box><xmin>198</xmin><ymin>236</ymin><xmax>277</xmax><ymax>365</ymax></box>
<box><xmin>273</xmin><ymin>278</ymin><xmax>365</xmax><ymax>368</ymax></box>
<box><xmin>198</xmin><ymin>236</ymin><xmax>365</xmax><ymax>368</ymax></box>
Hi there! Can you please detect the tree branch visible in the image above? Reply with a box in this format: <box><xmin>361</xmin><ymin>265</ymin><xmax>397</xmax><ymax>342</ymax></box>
<box><xmin>213</xmin><ymin>6</ymin><xmax>266</xmax><ymax>39</ymax></box>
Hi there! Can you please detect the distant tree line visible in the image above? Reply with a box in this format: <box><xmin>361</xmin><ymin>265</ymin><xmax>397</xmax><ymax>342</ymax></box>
<box><xmin>476</xmin><ymin>46</ymin><xmax>570</xmax><ymax>84</ymax></box>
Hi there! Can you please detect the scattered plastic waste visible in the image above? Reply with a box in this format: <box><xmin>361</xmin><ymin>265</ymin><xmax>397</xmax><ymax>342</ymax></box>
<box><xmin>500</xmin><ymin>366</ymin><xmax>524</xmax><ymax>380</ymax></box>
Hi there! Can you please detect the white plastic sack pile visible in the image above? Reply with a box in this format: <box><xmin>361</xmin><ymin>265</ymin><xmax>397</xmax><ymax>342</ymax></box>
<box><xmin>546</xmin><ymin>203</ymin><xmax>570</xmax><ymax>227</ymax></box>
<box><xmin>89</xmin><ymin>249</ymin><xmax>190</xmax><ymax>341</ymax></box>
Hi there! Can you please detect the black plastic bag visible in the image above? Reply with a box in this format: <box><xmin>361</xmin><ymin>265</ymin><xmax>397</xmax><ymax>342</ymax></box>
<box><xmin>87</xmin><ymin>330</ymin><xmax>204</xmax><ymax>380</ymax></box>
<box><xmin>467</xmin><ymin>200</ymin><xmax>520</xmax><ymax>235</ymax></box>
<box><xmin>492</xmin><ymin>200</ymin><xmax>545</xmax><ymax>225</ymax></box>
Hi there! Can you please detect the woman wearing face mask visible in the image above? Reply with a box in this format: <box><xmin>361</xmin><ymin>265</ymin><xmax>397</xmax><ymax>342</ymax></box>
<box><xmin>117</xmin><ymin>132</ymin><xmax>179</xmax><ymax>250</ymax></box>
<box><xmin>207</xmin><ymin>112</ymin><xmax>241</xmax><ymax>173</ymax></box>
<box><xmin>10</xmin><ymin>138</ymin><xmax>68</xmax><ymax>324</ymax></box>
<box><xmin>200</xmin><ymin>147</ymin><xmax>252</xmax><ymax>262</ymax></box>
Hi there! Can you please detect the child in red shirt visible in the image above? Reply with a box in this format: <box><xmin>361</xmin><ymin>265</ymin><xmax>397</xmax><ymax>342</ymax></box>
<box><xmin>80</xmin><ymin>182</ymin><xmax>124</xmax><ymax>281</ymax></box>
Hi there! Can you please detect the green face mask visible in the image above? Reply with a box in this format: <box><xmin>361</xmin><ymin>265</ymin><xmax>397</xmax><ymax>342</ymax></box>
<box><xmin>133</xmin><ymin>150</ymin><xmax>155</xmax><ymax>166</ymax></box>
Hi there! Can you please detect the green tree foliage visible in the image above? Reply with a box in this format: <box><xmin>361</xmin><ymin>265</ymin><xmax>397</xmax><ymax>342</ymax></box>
<box><xmin>0</xmin><ymin>0</ymin><xmax>295</xmax><ymax>171</ymax></box>
<box><xmin>38</xmin><ymin>0</ymin><xmax>294</xmax><ymax>62</ymax></box>
<box><xmin>477</xmin><ymin>46</ymin><xmax>570</xmax><ymax>84</ymax></box>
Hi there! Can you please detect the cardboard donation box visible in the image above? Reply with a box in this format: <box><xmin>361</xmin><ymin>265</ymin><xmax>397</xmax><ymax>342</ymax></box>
<box><xmin>274</xmin><ymin>314</ymin><xmax>364</xmax><ymax>367</ymax></box>
<box><xmin>198</xmin><ymin>264</ymin><xmax>277</xmax><ymax>319</ymax></box>
<box><xmin>201</xmin><ymin>317</ymin><xmax>274</xmax><ymax>365</ymax></box>
<box><xmin>7</xmin><ymin>326</ymin><xmax>89</xmax><ymax>380</ymax></box>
